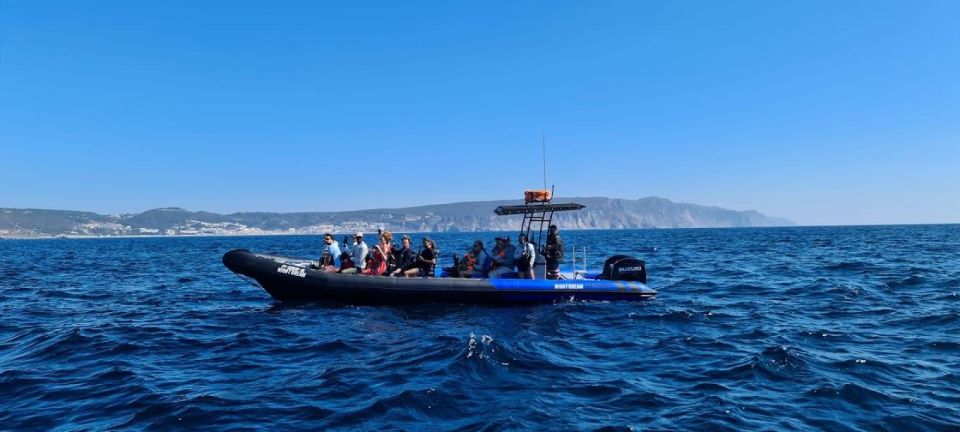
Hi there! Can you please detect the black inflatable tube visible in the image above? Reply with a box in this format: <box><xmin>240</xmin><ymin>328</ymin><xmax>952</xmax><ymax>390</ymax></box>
<box><xmin>223</xmin><ymin>249</ymin><xmax>656</xmax><ymax>305</ymax></box>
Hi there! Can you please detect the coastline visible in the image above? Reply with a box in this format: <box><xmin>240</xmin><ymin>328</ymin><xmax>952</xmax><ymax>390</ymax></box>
<box><xmin>0</xmin><ymin>232</ymin><xmax>324</xmax><ymax>241</ymax></box>
<box><xmin>3</xmin><ymin>223</ymin><xmax>958</xmax><ymax>241</ymax></box>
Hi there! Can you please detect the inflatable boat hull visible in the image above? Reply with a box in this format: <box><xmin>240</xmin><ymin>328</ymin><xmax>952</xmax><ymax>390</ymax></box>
<box><xmin>223</xmin><ymin>249</ymin><xmax>656</xmax><ymax>305</ymax></box>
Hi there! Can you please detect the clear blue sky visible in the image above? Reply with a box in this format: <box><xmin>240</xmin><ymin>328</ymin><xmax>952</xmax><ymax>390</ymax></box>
<box><xmin>1</xmin><ymin>1</ymin><xmax>957</xmax><ymax>225</ymax></box>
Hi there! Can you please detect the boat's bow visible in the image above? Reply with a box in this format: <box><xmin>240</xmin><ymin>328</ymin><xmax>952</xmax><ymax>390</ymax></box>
<box><xmin>222</xmin><ymin>248</ymin><xmax>252</xmax><ymax>275</ymax></box>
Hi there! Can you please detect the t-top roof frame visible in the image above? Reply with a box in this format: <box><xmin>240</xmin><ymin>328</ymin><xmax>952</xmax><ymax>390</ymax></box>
<box><xmin>493</xmin><ymin>203</ymin><xmax>586</xmax><ymax>216</ymax></box>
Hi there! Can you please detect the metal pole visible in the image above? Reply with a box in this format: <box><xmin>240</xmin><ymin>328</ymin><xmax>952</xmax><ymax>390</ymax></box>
<box><xmin>542</xmin><ymin>132</ymin><xmax>547</xmax><ymax>192</ymax></box>
<box><xmin>571</xmin><ymin>245</ymin><xmax>576</xmax><ymax>274</ymax></box>
<box><xmin>584</xmin><ymin>246</ymin><xmax>588</xmax><ymax>273</ymax></box>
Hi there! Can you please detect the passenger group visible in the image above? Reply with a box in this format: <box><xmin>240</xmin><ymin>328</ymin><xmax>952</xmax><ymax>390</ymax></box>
<box><xmin>316</xmin><ymin>226</ymin><xmax>563</xmax><ymax>280</ymax></box>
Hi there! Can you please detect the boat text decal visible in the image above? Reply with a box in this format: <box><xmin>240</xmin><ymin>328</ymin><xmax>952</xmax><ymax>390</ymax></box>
<box><xmin>553</xmin><ymin>283</ymin><xmax>584</xmax><ymax>290</ymax></box>
<box><xmin>277</xmin><ymin>264</ymin><xmax>306</xmax><ymax>278</ymax></box>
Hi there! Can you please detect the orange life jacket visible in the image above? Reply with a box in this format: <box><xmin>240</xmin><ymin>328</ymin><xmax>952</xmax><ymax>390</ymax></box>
<box><xmin>490</xmin><ymin>247</ymin><xmax>506</xmax><ymax>269</ymax></box>
<box><xmin>463</xmin><ymin>252</ymin><xmax>477</xmax><ymax>271</ymax></box>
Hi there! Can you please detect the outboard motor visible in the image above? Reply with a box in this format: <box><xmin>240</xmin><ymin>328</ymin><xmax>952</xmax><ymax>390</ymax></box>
<box><xmin>602</xmin><ymin>255</ymin><xmax>647</xmax><ymax>284</ymax></box>
<box><xmin>601</xmin><ymin>255</ymin><xmax>632</xmax><ymax>280</ymax></box>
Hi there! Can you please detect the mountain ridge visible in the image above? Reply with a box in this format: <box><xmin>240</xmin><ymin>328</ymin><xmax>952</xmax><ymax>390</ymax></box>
<box><xmin>0</xmin><ymin>196</ymin><xmax>793</xmax><ymax>237</ymax></box>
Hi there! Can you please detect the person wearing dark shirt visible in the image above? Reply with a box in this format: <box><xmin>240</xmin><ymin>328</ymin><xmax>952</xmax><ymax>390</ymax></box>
<box><xmin>544</xmin><ymin>224</ymin><xmax>564</xmax><ymax>279</ymax></box>
<box><xmin>391</xmin><ymin>235</ymin><xmax>417</xmax><ymax>276</ymax></box>
<box><xmin>404</xmin><ymin>237</ymin><xmax>437</xmax><ymax>277</ymax></box>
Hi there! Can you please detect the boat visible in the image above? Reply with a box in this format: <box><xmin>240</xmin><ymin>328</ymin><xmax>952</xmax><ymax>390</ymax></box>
<box><xmin>222</xmin><ymin>191</ymin><xmax>655</xmax><ymax>305</ymax></box>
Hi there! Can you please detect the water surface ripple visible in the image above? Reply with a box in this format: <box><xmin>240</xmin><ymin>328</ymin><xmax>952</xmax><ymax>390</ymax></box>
<box><xmin>1</xmin><ymin>226</ymin><xmax>959</xmax><ymax>430</ymax></box>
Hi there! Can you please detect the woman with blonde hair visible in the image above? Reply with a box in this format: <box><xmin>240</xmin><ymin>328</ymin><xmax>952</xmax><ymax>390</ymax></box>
<box><xmin>362</xmin><ymin>231</ymin><xmax>393</xmax><ymax>276</ymax></box>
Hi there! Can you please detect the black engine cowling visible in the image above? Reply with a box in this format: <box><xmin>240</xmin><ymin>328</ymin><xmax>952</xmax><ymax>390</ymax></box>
<box><xmin>601</xmin><ymin>255</ymin><xmax>647</xmax><ymax>284</ymax></box>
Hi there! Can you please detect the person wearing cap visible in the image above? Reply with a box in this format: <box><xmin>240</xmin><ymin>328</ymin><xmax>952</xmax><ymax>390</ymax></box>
<box><xmin>543</xmin><ymin>224</ymin><xmax>564</xmax><ymax>279</ymax></box>
<box><xmin>390</xmin><ymin>234</ymin><xmax>417</xmax><ymax>276</ymax></box>
<box><xmin>340</xmin><ymin>232</ymin><xmax>369</xmax><ymax>274</ymax></box>
<box><xmin>488</xmin><ymin>236</ymin><xmax>517</xmax><ymax>278</ymax></box>
<box><xmin>515</xmin><ymin>233</ymin><xmax>536</xmax><ymax>279</ymax></box>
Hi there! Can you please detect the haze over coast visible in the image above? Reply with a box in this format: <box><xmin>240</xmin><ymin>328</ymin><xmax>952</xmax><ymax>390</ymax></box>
<box><xmin>0</xmin><ymin>196</ymin><xmax>792</xmax><ymax>238</ymax></box>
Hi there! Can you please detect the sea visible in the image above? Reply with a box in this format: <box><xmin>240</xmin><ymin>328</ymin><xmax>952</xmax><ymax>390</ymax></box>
<box><xmin>1</xmin><ymin>225</ymin><xmax>958</xmax><ymax>431</ymax></box>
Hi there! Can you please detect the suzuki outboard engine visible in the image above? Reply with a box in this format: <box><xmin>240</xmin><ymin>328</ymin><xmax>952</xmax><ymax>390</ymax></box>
<box><xmin>601</xmin><ymin>255</ymin><xmax>647</xmax><ymax>284</ymax></box>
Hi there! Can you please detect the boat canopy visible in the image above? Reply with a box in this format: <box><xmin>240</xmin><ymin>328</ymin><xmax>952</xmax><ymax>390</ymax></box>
<box><xmin>493</xmin><ymin>202</ymin><xmax>585</xmax><ymax>216</ymax></box>
<box><xmin>493</xmin><ymin>199</ymin><xmax>586</xmax><ymax>255</ymax></box>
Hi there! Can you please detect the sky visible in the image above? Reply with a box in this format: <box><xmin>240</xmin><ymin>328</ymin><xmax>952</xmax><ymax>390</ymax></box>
<box><xmin>1</xmin><ymin>1</ymin><xmax>957</xmax><ymax>225</ymax></box>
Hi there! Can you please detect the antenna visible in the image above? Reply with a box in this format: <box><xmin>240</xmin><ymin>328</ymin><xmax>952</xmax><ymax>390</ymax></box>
<box><xmin>541</xmin><ymin>131</ymin><xmax>547</xmax><ymax>191</ymax></box>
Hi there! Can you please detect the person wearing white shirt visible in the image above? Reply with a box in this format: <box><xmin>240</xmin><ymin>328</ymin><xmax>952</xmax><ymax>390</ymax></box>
<box><xmin>340</xmin><ymin>232</ymin><xmax>369</xmax><ymax>274</ymax></box>
<box><xmin>515</xmin><ymin>233</ymin><xmax>536</xmax><ymax>279</ymax></box>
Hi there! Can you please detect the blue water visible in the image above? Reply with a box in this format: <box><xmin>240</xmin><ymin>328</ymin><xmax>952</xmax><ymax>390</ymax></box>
<box><xmin>1</xmin><ymin>226</ymin><xmax>959</xmax><ymax>430</ymax></box>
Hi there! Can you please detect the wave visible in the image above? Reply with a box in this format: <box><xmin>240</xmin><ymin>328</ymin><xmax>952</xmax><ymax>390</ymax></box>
<box><xmin>921</xmin><ymin>341</ymin><xmax>960</xmax><ymax>352</ymax></box>
<box><xmin>882</xmin><ymin>275</ymin><xmax>926</xmax><ymax>289</ymax></box>
<box><xmin>4</xmin><ymin>225</ymin><xmax>960</xmax><ymax>430</ymax></box>
<box><xmin>887</xmin><ymin>312</ymin><xmax>959</xmax><ymax>328</ymax></box>
<box><xmin>803</xmin><ymin>382</ymin><xmax>907</xmax><ymax>411</ymax></box>
<box><xmin>822</xmin><ymin>261</ymin><xmax>883</xmax><ymax>272</ymax></box>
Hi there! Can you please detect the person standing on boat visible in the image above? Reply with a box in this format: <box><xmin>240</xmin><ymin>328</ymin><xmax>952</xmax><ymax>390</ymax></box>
<box><xmin>340</xmin><ymin>232</ymin><xmax>369</xmax><ymax>274</ymax></box>
<box><xmin>488</xmin><ymin>236</ymin><xmax>517</xmax><ymax>278</ymax></box>
<box><xmin>318</xmin><ymin>233</ymin><xmax>341</xmax><ymax>272</ymax></box>
<box><xmin>404</xmin><ymin>237</ymin><xmax>436</xmax><ymax>277</ymax></box>
<box><xmin>515</xmin><ymin>233</ymin><xmax>536</xmax><ymax>279</ymax></box>
<box><xmin>543</xmin><ymin>224</ymin><xmax>564</xmax><ymax>279</ymax></box>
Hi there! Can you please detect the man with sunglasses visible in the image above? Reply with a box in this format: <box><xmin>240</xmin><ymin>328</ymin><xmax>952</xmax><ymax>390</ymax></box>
<box><xmin>318</xmin><ymin>233</ymin><xmax>342</xmax><ymax>272</ymax></box>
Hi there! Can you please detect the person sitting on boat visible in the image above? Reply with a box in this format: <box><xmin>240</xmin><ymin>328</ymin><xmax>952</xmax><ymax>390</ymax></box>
<box><xmin>404</xmin><ymin>237</ymin><xmax>437</xmax><ymax>277</ymax></box>
<box><xmin>390</xmin><ymin>234</ymin><xmax>417</xmax><ymax>276</ymax></box>
<box><xmin>362</xmin><ymin>231</ymin><xmax>393</xmax><ymax>276</ymax></box>
<box><xmin>340</xmin><ymin>232</ymin><xmax>368</xmax><ymax>274</ymax></box>
<box><xmin>458</xmin><ymin>240</ymin><xmax>491</xmax><ymax>278</ymax></box>
<box><xmin>385</xmin><ymin>236</ymin><xmax>399</xmax><ymax>273</ymax></box>
<box><xmin>515</xmin><ymin>233</ymin><xmax>536</xmax><ymax>279</ymax></box>
<box><xmin>336</xmin><ymin>235</ymin><xmax>355</xmax><ymax>272</ymax></box>
<box><xmin>318</xmin><ymin>233</ymin><xmax>341</xmax><ymax>272</ymax></box>
<box><xmin>543</xmin><ymin>224</ymin><xmax>564</xmax><ymax>279</ymax></box>
<box><xmin>488</xmin><ymin>236</ymin><xmax>517</xmax><ymax>278</ymax></box>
